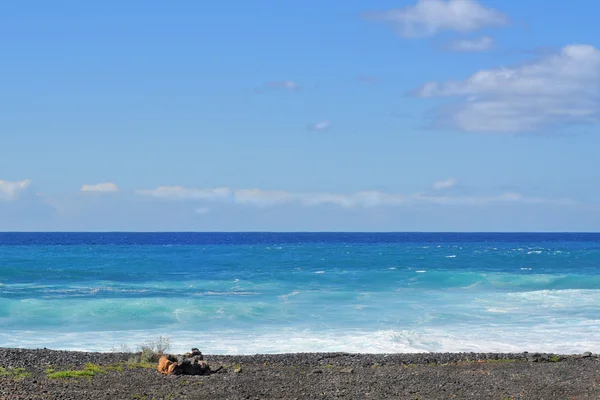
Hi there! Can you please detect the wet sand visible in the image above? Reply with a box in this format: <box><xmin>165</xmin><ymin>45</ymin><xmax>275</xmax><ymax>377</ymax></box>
<box><xmin>1</xmin><ymin>348</ymin><xmax>600</xmax><ymax>399</ymax></box>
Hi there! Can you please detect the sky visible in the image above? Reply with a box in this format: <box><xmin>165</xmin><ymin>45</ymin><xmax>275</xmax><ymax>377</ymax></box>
<box><xmin>1</xmin><ymin>0</ymin><xmax>600</xmax><ymax>232</ymax></box>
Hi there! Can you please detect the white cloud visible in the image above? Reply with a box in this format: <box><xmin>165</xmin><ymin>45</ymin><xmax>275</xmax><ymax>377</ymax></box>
<box><xmin>433</xmin><ymin>178</ymin><xmax>457</xmax><ymax>190</ymax></box>
<box><xmin>265</xmin><ymin>80</ymin><xmax>300</xmax><ymax>90</ymax></box>
<box><xmin>0</xmin><ymin>179</ymin><xmax>31</xmax><ymax>201</ymax></box>
<box><xmin>234</xmin><ymin>189</ymin><xmax>294</xmax><ymax>207</ymax></box>
<box><xmin>81</xmin><ymin>182</ymin><xmax>119</xmax><ymax>193</ymax></box>
<box><xmin>137</xmin><ymin>186</ymin><xmax>232</xmax><ymax>200</ymax></box>
<box><xmin>309</xmin><ymin>120</ymin><xmax>331</xmax><ymax>131</ymax></box>
<box><xmin>446</xmin><ymin>36</ymin><xmax>493</xmax><ymax>52</ymax></box>
<box><xmin>137</xmin><ymin>184</ymin><xmax>572</xmax><ymax>208</ymax></box>
<box><xmin>412</xmin><ymin>44</ymin><xmax>600</xmax><ymax>133</ymax></box>
<box><xmin>364</xmin><ymin>0</ymin><xmax>508</xmax><ymax>38</ymax></box>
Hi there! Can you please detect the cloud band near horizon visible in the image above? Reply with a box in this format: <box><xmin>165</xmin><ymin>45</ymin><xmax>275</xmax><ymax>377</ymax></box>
<box><xmin>136</xmin><ymin>184</ymin><xmax>574</xmax><ymax>208</ymax></box>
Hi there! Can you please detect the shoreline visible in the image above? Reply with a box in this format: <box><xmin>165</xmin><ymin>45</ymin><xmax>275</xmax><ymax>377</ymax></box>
<box><xmin>2</xmin><ymin>347</ymin><xmax>600</xmax><ymax>399</ymax></box>
<box><xmin>1</xmin><ymin>346</ymin><xmax>591</xmax><ymax>364</ymax></box>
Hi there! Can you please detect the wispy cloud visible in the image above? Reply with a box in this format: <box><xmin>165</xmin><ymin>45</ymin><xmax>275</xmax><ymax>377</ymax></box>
<box><xmin>137</xmin><ymin>186</ymin><xmax>231</xmax><ymax>200</ymax></box>
<box><xmin>0</xmin><ymin>179</ymin><xmax>31</xmax><ymax>201</ymax></box>
<box><xmin>363</xmin><ymin>0</ymin><xmax>508</xmax><ymax>38</ymax></box>
<box><xmin>264</xmin><ymin>80</ymin><xmax>300</xmax><ymax>90</ymax></box>
<box><xmin>81</xmin><ymin>182</ymin><xmax>119</xmax><ymax>193</ymax></box>
<box><xmin>137</xmin><ymin>184</ymin><xmax>573</xmax><ymax>208</ymax></box>
<box><xmin>433</xmin><ymin>178</ymin><xmax>457</xmax><ymax>190</ymax></box>
<box><xmin>412</xmin><ymin>44</ymin><xmax>600</xmax><ymax>133</ymax></box>
<box><xmin>357</xmin><ymin>75</ymin><xmax>380</xmax><ymax>84</ymax></box>
<box><xmin>446</xmin><ymin>36</ymin><xmax>493</xmax><ymax>52</ymax></box>
<box><xmin>308</xmin><ymin>120</ymin><xmax>332</xmax><ymax>131</ymax></box>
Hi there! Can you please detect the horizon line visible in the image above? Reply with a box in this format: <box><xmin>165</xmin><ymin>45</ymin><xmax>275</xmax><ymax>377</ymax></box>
<box><xmin>2</xmin><ymin>231</ymin><xmax>600</xmax><ymax>234</ymax></box>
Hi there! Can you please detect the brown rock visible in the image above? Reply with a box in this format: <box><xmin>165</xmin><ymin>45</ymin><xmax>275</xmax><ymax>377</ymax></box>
<box><xmin>158</xmin><ymin>356</ymin><xmax>180</xmax><ymax>375</ymax></box>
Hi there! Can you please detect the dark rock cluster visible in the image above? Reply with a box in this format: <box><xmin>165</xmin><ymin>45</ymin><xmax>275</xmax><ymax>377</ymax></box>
<box><xmin>157</xmin><ymin>348</ymin><xmax>213</xmax><ymax>375</ymax></box>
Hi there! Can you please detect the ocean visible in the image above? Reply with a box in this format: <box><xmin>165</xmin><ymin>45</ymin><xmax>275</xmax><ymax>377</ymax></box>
<box><xmin>1</xmin><ymin>232</ymin><xmax>599</xmax><ymax>354</ymax></box>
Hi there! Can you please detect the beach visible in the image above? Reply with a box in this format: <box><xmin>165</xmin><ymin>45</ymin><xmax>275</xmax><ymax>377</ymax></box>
<box><xmin>2</xmin><ymin>348</ymin><xmax>600</xmax><ymax>399</ymax></box>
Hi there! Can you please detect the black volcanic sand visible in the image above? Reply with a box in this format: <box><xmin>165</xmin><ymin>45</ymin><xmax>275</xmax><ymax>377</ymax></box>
<box><xmin>2</xmin><ymin>348</ymin><xmax>600</xmax><ymax>399</ymax></box>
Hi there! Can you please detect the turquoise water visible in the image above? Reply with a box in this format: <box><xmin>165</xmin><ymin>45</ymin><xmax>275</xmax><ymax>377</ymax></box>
<box><xmin>1</xmin><ymin>233</ymin><xmax>600</xmax><ymax>354</ymax></box>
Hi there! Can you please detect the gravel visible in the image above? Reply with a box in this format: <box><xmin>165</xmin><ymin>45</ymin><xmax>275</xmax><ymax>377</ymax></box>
<box><xmin>1</xmin><ymin>348</ymin><xmax>600</xmax><ymax>399</ymax></box>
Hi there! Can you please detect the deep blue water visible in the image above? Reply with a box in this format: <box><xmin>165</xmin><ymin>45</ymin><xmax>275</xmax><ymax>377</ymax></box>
<box><xmin>1</xmin><ymin>232</ymin><xmax>600</xmax><ymax>354</ymax></box>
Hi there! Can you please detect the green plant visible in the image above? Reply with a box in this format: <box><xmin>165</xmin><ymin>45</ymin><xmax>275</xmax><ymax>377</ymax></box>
<box><xmin>84</xmin><ymin>363</ymin><xmax>104</xmax><ymax>373</ymax></box>
<box><xmin>46</xmin><ymin>362</ymin><xmax>127</xmax><ymax>379</ymax></box>
<box><xmin>47</xmin><ymin>370</ymin><xmax>96</xmax><ymax>379</ymax></box>
<box><xmin>126</xmin><ymin>361</ymin><xmax>156</xmax><ymax>369</ymax></box>
<box><xmin>104</xmin><ymin>363</ymin><xmax>124</xmax><ymax>372</ymax></box>
<box><xmin>0</xmin><ymin>367</ymin><xmax>31</xmax><ymax>380</ymax></box>
<box><xmin>548</xmin><ymin>355</ymin><xmax>561</xmax><ymax>362</ymax></box>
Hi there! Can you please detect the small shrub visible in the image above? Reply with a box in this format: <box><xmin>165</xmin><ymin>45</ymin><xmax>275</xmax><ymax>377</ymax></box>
<box><xmin>140</xmin><ymin>348</ymin><xmax>159</xmax><ymax>363</ymax></box>
<box><xmin>111</xmin><ymin>344</ymin><xmax>134</xmax><ymax>353</ymax></box>
<box><xmin>128</xmin><ymin>354</ymin><xmax>141</xmax><ymax>363</ymax></box>
<box><xmin>137</xmin><ymin>336</ymin><xmax>172</xmax><ymax>363</ymax></box>
<box><xmin>548</xmin><ymin>355</ymin><xmax>561</xmax><ymax>363</ymax></box>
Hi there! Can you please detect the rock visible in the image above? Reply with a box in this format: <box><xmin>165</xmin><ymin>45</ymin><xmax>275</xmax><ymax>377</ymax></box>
<box><xmin>157</xmin><ymin>356</ymin><xmax>180</xmax><ymax>375</ymax></box>
<box><xmin>158</xmin><ymin>349</ymin><xmax>211</xmax><ymax>375</ymax></box>
<box><xmin>527</xmin><ymin>353</ymin><xmax>543</xmax><ymax>362</ymax></box>
<box><xmin>234</xmin><ymin>364</ymin><xmax>242</xmax><ymax>373</ymax></box>
<box><xmin>191</xmin><ymin>348</ymin><xmax>202</xmax><ymax>357</ymax></box>
<box><xmin>312</xmin><ymin>369</ymin><xmax>323</xmax><ymax>374</ymax></box>
<box><xmin>340</xmin><ymin>367</ymin><xmax>354</xmax><ymax>373</ymax></box>
<box><xmin>582</xmin><ymin>352</ymin><xmax>593</xmax><ymax>358</ymax></box>
<box><xmin>177</xmin><ymin>354</ymin><xmax>211</xmax><ymax>375</ymax></box>
<box><xmin>183</xmin><ymin>348</ymin><xmax>203</xmax><ymax>359</ymax></box>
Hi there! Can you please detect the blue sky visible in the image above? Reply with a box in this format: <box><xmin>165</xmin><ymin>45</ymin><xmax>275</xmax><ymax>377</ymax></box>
<box><xmin>1</xmin><ymin>0</ymin><xmax>600</xmax><ymax>231</ymax></box>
